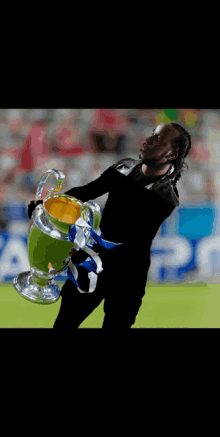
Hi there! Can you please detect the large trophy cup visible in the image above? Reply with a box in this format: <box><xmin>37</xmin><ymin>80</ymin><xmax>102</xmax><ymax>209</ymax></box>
<box><xmin>13</xmin><ymin>169</ymin><xmax>102</xmax><ymax>304</ymax></box>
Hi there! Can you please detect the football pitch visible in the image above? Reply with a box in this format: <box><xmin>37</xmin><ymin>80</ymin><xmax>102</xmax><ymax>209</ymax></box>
<box><xmin>0</xmin><ymin>281</ymin><xmax>220</xmax><ymax>328</ymax></box>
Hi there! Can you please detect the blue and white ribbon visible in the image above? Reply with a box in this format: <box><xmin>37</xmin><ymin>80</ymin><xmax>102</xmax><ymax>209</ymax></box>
<box><xmin>68</xmin><ymin>217</ymin><xmax>122</xmax><ymax>251</ymax></box>
<box><xmin>65</xmin><ymin>245</ymin><xmax>103</xmax><ymax>293</ymax></box>
<box><xmin>63</xmin><ymin>217</ymin><xmax>122</xmax><ymax>293</ymax></box>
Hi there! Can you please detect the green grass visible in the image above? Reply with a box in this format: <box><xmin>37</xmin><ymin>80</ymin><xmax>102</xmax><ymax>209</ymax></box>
<box><xmin>0</xmin><ymin>281</ymin><xmax>219</xmax><ymax>328</ymax></box>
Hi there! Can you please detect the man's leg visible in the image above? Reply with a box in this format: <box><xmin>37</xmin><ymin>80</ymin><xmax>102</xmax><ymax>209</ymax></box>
<box><xmin>101</xmin><ymin>253</ymin><xmax>149</xmax><ymax>329</ymax></box>
<box><xmin>102</xmin><ymin>287</ymin><xmax>146</xmax><ymax>329</ymax></box>
<box><xmin>53</xmin><ymin>277</ymin><xmax>105</xmax><ymax>330</ymax></box>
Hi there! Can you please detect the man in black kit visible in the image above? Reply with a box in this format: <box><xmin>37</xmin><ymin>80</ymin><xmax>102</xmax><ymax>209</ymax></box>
<box><xmin>28</xmin><ymin>122</ymin><xmax>192</xmax><ymax>329</ymax></box>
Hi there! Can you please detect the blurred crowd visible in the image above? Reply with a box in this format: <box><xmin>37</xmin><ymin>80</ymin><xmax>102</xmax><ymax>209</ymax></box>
<box><xmin>0</xmin><ymin>108</ymin><xmax>219</xmax><ymax>231</ymax></box>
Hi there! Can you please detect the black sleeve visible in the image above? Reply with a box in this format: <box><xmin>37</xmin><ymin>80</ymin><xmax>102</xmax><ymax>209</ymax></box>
<box><xmin>64</xmin><ymin>167</ymin><xmax>112</xmax><ymax>203</ymax></box>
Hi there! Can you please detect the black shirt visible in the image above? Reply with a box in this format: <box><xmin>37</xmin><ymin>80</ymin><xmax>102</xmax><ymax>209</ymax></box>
<box><xmin>64</xmin><ymin>158</ymin><xmax>180</xmax><ymax>290</ymax></box>
<box><xmin>65</xmin><ymin>158</ymin><xmax>179</xmax><ymax>248</ymax></box>
<box><xmin>112</xmin><ymin>158</ymin><xmax>179</xmax><ymax>201</ymax></box>
<box><xmin>127</xmin><ymin>161</ymin><xmax>167</xmax><ymax>186</ymax></box>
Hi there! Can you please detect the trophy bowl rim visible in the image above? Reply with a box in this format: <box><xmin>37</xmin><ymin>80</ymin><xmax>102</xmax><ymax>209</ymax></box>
<box><xmin>42</xmin><ymin>193</ymin><xmax>85</xmax><ymax>226</ymax></box>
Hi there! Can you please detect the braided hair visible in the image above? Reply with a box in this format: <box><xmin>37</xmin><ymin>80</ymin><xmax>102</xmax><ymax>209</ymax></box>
<box><xmin>154</xmin><ymin>122</ymin><xmax>192</xmax><ymax>189</ymax></box>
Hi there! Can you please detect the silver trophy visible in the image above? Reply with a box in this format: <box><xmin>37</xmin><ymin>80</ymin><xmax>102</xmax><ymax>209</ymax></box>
<box><xmin>13</xmin><ymin>169</ymin><xmax>102</xmax><ymax>304</ymax></box>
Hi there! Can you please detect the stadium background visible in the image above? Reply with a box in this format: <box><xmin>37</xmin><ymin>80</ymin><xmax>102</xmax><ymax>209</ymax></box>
<box><xmin>1</xmin><ymin>108</ymin><xmax>220</xmax><ymax>328</ymax></box>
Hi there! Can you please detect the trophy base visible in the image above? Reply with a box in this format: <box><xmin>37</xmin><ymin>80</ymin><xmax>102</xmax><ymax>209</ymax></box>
<box><xmin>13</xmin><ymin>271</ymin><xmax>61</xmax><ymax>304</ymax></box>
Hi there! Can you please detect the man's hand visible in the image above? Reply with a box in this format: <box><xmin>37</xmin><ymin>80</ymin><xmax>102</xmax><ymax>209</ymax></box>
<box><xmin>28</xmin><ymin>200</ymin><xmax>43</xmax><ymax>219</ymax></box>
<box><xmin>69</xmin><ymin>246</ymin><xmax>77</xmax><ymax>257</ymax></box>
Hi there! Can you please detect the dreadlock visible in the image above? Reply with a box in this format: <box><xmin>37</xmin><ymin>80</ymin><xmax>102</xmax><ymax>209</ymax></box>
<box><xmin>154</xmin><ymin>122</ymin><xmax>192</xmax><ymax>189</ymax></box>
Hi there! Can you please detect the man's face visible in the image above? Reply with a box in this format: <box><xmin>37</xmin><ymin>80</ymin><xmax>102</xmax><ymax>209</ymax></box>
<box><xmin>140</xmin><ymin>123</ymin><xmax>180</xmax><ymax>167</ymax></box>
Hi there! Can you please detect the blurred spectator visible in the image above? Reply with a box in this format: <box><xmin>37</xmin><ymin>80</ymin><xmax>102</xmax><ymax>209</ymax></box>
<box><xmin>177</xmin><ymin>135</ymin><xmax>215</xmax><ymax>204</ymax></box>
<box><xmin>65</xmin><ymin>153</ymin><xmax>96</xmax><ymax>187</ymax></box>
<box><xmin>50</xmin><ymin>109</ymin><xmax>86</xmax><ymax>157</ymax></box>
<box><xmin>17</xmin><ymin>109</ymin><xmax>52</xmax><ymax>173</ymax></box>
<box><xmin>86</xmin><ymin>109</ymin><xmax>130</xmax><ymax>155</ymax></box>
<box><xmin>6</xmin><ymin>109</ymin><xmax>26</xmax><ymax>143</ymax></box>
<box><xmin>0</xmin><ymin>140</ymin><xmax>19</xmax><ymax>186</ymax></box>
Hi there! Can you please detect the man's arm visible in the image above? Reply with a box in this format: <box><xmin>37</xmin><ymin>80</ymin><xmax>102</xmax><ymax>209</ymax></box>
<box><xmin>28</xmin><ymin>166</ymin><xmax>115</xmax><ymax>219</ymax></box>
<box><xmin>64</xmin><ymin>167</ymin><xmax>112</xmax><ymax>203</ymax></box>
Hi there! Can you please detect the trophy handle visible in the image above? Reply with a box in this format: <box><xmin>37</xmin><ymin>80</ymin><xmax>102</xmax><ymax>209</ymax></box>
<box><xmin>34</xmin><ymin>169</ymin><xmax>66</xmax><ymax>204</ymax></box>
